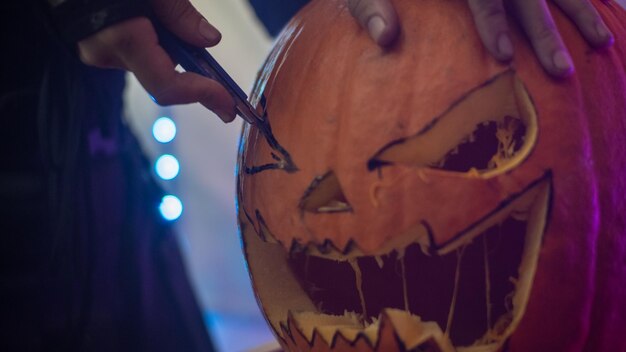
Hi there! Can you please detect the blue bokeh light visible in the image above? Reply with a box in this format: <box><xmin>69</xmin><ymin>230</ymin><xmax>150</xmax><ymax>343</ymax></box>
<box><xmin>155</xmin><ymin>154</ymin><xmax>180</xmax><ymax>180</ymax></box>
<box><xmin>159</xmin><ymin>195</ymin><xmax>183</xmax><ymax>221</ymax></box>
<box><xmin>152</xmin><ymin>117</ymin><xmax>177</xmax><ymax>143</ymax></box>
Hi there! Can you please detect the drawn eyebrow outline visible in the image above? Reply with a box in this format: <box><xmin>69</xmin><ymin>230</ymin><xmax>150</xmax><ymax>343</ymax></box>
<box><xmin>244</xmin><ymin>94</ymin><xmax>299</xmax><ymax>175</ymax></box>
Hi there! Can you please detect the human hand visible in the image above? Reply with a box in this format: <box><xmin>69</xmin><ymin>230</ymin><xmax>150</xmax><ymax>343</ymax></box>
<box><xmin>348</xmin><ymin>0</ymin><xmax>614</xmax><ymax>78</ymax></box>
<box><xmin>78</xmin><ymin>0</ymin><xmax>236</xmax><ymax>122</ymax></box>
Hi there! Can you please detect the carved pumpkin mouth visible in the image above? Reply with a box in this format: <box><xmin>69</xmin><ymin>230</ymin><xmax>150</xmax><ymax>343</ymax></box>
<box><xmin>241</xmin><ymin>172</ymin><xmax>551</xmax><ymax>351</ymax></box>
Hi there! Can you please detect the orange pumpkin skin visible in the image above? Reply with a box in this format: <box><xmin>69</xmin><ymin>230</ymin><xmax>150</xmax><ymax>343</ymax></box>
<box><xmin>237</xmin><ymin>0</ymin><xmax>626</xmax><ymax>351</ymax></box>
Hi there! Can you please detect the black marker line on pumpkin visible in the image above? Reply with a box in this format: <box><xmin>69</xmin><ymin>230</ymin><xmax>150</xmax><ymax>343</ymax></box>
<box><xmin>245</xmin><ymin>95</ymin><xmax>299</xmax><ymax>174</ymax></box>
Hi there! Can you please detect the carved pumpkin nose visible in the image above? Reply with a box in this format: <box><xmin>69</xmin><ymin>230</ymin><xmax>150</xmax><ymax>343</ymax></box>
<box><xmin>299</xmin><ymin>171</ymin><xmax>352</xmax><ymax>214</ymax></box>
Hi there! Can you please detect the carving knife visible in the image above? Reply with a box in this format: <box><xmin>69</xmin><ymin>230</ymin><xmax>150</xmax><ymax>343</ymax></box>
<box><xmin>153</xmin><ymin>21</ymin><xmax>265</xmax><ymax>126</ymax></box>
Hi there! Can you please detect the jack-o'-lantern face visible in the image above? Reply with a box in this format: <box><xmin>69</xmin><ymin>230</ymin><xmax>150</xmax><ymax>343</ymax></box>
<box><xmin>236</xmin><ymin>0</ymin><xmax>626</xmax><ymax>351</ymax></box>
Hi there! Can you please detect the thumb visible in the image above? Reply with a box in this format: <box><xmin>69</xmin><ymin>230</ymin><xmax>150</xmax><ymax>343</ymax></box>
<box><xmin>348</xmin><ymin>0</ymin><xmax>399</xmax><ymax>47</ymax></box>
<box><xmin>152</xmin><ymin>0</ymin><xmax>222</xmax><ymax>47</ymax></box>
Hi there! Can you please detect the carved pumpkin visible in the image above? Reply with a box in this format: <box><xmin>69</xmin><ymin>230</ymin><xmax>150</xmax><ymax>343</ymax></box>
<box><xmin>236</xmin><ymin>0</ymin><xmax>626</xmax><ymax>350</ymax></box>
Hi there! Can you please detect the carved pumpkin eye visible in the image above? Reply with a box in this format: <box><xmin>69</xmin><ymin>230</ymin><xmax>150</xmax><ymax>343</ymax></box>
<box><xmin>299</xmin><ymin>171</ymin><xmax>352</xmax><ymax>213</ymax></box>
<box><xmin>369</xmin><ymin>71</ymin><xmax>538</xmax><ymax>178</ymax></box>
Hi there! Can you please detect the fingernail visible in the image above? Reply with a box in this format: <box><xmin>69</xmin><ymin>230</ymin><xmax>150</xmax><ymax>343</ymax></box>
<box><xmin>199</xmin><ymin>18</ymin><xmax>221</xmax><ymax>44</ymax></box>
<box><xmin>215</xmin><ymin>109</ymin><xmax>235</xmax><ymax>123</ymax></box>
<box><xmin>367</xmin><ymin>15</ymin><xmax>387</xmax><ymax>45</ymax></box>
<box><xmin>496</xmin><ymin>33</ymin><xmax>513</xmax><ymax>59</ymax></box>
<box><xmin>595</xmin><ymin>22</ymin><xmax>614</xmax><ymax>46</ymax></box>
<box><xmin>552</xmin><ymin>50</ymin><xmax>574</xmax><ymax>75</ymax></box>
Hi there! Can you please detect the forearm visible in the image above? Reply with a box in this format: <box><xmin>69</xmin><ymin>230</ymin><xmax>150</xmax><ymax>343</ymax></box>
<box><xmin>39</xmin><ymin>0</ymin><xmax>149</xmax><ymax>43</ymax></box>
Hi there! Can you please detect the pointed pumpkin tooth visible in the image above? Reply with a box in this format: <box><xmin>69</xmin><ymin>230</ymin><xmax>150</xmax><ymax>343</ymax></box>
<box><xmin>291</xmin><ymin>324</ymin><xmax>316</xmax><ymax>350</ymax></box>
<box><xmin>286</xmin><ymin>312</ymin><xmax>323</xmax><ymax>349</ymax></box>
<box><xmin>298</xmin><ymin>223</ymin><xmax>432</xmax><ymax>262</ymax></box>
<box><xmin>289</xmin><ymin>311</ymin><xmax>363</xmax><ymax>343</ymax></box>
<box><xmin>285</xmin><ymin>309</ymin><xmax>458</xmax><ymax>351</ymax></box>
<box><xmin>289</xmin><ymin>239</ymin><xmax>307</xmax><ymax>254</ymax></box>
<box><xmin>332</xmin><ymin>332</ymin><xmax>376</xmax><ymax>351</ymax></box>
<box><xmin>289</xmin><ymin>236</ymin><xmax>357</xmax><ymax>259</ymax></box>
<box><xmin>286</xmin><ymin>310</ymin><xmax>371</xmax><ymax>350</ymax></box>
<box><xmin>378</xmin><ymin>309</ymin><xmax>456</xmax><ymax>352</ymax></box>
<box><xmin>374</xmin><ymin>311</ymin><xmax>406</xmax><ymax>351</ymax></box>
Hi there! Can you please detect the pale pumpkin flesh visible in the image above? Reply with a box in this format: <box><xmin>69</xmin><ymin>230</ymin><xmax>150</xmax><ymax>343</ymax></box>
<box><xmin>240</xmin><ymin>173</ymin><xmax>550</xmax><ymax>351</ymax></box>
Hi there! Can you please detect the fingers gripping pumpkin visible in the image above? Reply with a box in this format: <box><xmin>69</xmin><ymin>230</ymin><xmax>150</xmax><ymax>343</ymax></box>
<box><xmin>236</xmin><ymin>0</ymin><xmax>626</xmax><ymax>350</ymax></box>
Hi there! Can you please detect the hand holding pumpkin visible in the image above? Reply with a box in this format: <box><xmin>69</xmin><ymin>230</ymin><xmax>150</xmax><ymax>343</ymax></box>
<box><xmin>348</xmin><ymin>0</ymin><xmax>614</xmax><ymax>77</ymax></box>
